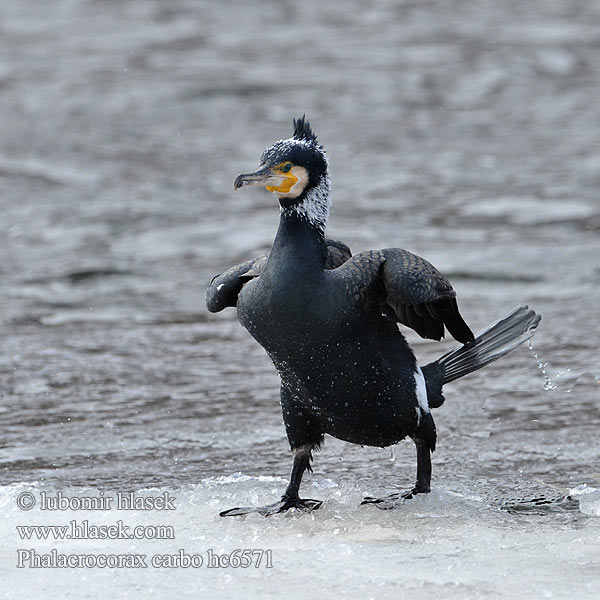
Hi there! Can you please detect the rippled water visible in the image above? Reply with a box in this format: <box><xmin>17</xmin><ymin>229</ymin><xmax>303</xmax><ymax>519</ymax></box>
<box><xmin>1</xmin><ymin>0</ymin><xmax>599</xmax><ymax>598</ymax></box>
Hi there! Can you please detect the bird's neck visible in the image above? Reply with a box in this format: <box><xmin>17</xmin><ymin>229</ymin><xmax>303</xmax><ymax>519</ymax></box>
<box><xmin>269</xmin><ymin>209</ymin><xmax>328</xmax><ymax>276</ymax></box>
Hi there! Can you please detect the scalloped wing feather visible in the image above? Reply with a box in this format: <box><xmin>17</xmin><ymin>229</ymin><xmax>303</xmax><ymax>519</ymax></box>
<box><xmin>337</xmin><ymin>248</ymin><xmax>474</xmax><ymax>343</ymax></box>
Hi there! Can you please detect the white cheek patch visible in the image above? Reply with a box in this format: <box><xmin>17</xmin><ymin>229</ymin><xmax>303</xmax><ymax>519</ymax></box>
<box><xmin>277</xmin><ymin>166</ymin><xmax>309</xmax><ymax>199</ymax></box>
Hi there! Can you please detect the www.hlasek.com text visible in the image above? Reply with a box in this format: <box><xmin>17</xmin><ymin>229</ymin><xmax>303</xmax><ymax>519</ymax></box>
<box><xmin>17</xmin><ymin>520</ymin><xmax>174</xmax><ymax>541</ymax></box>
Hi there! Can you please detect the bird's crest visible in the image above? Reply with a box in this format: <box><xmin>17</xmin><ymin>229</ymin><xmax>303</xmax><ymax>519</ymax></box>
<box><xmin>293</xmin><ymin>115</ymin><xmax>318</xmax><ymax>144</ymax></box>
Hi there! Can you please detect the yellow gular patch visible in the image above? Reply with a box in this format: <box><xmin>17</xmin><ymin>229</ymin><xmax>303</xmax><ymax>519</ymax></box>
<box><xmin>266</xmin><ymin>164</ymin><xmax>298</xmax><ymax>193</ymax></box>
<box><xmin>265</xmin><ymin>174</ymin><xmax>297</xmax><ymax>193</ymax></box>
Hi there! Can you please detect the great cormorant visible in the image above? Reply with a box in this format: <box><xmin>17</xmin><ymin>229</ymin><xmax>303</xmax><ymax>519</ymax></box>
<box><xmin>206</xmin><ymin>117</ymin><xmax>541</xmax><ymax>516</ymax></box>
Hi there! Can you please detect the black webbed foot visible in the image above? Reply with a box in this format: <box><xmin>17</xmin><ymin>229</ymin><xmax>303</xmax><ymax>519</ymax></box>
<box><xmin>360</xmin><ymin>492</ymin><xmax>406</xmax><ymax>510</ymax></box>
<box><xmin>361</xmin><ymin>486</ymin><xmax>430</xmax><ymax>510</ymax></box>
<box><xmin>219</xmin><ymin>494</ymin><xmax>323</xmax><ymax>517</ymax></box>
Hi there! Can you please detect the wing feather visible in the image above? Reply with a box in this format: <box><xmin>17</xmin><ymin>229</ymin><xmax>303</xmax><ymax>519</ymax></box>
<box><xmin>206</xmin><ymin>256</ymin><xmax>266</xmax><ymax>313</ymax></box>
<box><xmin>337</xmin><ymin>247</ymin><xmax>474</xmax><ymax>343</ymax></box>
<box><xmin>324</xmin><ymin>239</ymin><xmax>352</xmax><ymax>269</ymax></box>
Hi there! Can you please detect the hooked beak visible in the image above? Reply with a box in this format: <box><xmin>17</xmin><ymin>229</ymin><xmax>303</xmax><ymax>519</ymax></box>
<box><xmin>234</xmin><ymin>165</ymin><xmax>284</xmax><ymax>191</ymax></box>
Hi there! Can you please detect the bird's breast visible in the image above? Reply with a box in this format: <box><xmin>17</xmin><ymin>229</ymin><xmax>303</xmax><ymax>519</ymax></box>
<box><xmin>237</xmin><ymin>272</ymin><xmax>353</xmax><ymax>355</ymax></box>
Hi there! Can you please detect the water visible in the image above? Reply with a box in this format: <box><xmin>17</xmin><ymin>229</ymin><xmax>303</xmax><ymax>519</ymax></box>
<box><xmin>1</xmin><ymin>0</ymin><xmax>600</xmax><ymax>598</ymax></box>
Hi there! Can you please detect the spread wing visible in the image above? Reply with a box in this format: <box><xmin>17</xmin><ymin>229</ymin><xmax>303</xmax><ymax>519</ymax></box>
<box><xmin>337</xmin><ymin>248</ymin><xmax>474</xmax><ymax>343</ymax></box>
<box><xmin>206</xmin><ymin>256</ymin><xmax>265</xmax><ymax>313</ymax></box>
<box><xmin>206</xmin><ymin>239</ymin><xmax>352</xmax><ymax>313</ymax></box>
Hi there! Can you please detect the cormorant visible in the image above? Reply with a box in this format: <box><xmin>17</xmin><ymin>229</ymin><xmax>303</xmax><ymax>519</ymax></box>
<box><xmin>206</xmin><ymin>117</ymin><xmax>541</xmax><ymax>516</ymax></box>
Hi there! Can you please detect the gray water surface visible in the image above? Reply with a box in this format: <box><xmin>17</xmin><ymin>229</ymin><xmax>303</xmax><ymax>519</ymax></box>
<box><xmin>1</xmin><ymin>1</ymin><xmax>599</xmax><ymax>598</ymax></box>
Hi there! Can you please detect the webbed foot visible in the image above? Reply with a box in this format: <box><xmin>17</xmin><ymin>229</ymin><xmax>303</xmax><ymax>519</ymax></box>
<box><xmin>361</xmin><ymin>486</ymin><xmax>430</xmax><ymax>510</ymax></box>
<box><xmin>219</xmin><ymin>494</ymin><xmax>323</xmax><ymax>517</ymax></box>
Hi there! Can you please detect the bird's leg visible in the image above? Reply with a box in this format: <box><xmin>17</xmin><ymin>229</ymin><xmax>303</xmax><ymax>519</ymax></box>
<box><xmin>280</xmin><ymin>446</ymin><xmax>323</xmax><ymax>510</ymax></box>
<box><xmin>404</xmin><ymin>439</ymin><xmax>432</xmax><ymax>497</ymax></box>
<box><xmin>361</xmin><ymin>439</ymin><xmax>432</xmax><ymax>509</ymax></box>
<box><xmin>219</xmin><ymin>446</ymin><xmax>322</xmax><ymax>517</ymax></box>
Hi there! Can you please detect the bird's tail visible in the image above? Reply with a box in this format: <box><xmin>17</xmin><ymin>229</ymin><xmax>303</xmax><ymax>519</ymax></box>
<box><xmin>431</xmin><ymin>305</ymin><xmax>541</xmax><ymax>385</ymax></box>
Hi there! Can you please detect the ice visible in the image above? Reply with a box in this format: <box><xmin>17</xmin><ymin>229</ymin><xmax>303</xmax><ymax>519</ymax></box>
<box><xmin>570</xmin><ymin>485</ymin><xmax>600</xmax><ymax>517</ymax></box>
<box><xmin>2</xmin><ymin>479</ymin><xmax>600</xmax><ymax>599</ymax></box>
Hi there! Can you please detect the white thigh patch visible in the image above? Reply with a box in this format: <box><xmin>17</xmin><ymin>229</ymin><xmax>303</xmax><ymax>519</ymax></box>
<box><xmin>414</xmin><ymin>366</ymin><xmax>430</xmax><ymax>415</ymax></box>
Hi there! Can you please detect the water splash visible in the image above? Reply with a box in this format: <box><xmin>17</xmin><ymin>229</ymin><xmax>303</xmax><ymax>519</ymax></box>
<box><xmin>528</xmin><ymin>340</ymin><xmax>557</xmax><ymax>390</ymax></box>
<box><xmin>388</xmin><ymin>447</ymin><xmax>396</xmax><ymax>463</ymax></box>
<box><xmin>527</xmin><ymin>340</ymin><xmax>582</xmax><ymax>392</ymax></box>
<box><xmin>553</xmin><ymin>367</ymin><xmax>577</xmax><ymax>391</ymax></box>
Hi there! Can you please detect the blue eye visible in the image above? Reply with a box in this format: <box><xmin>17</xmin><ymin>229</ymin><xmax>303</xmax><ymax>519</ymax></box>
<box><xmin>281</xmin><ymin>163</ymin><xmax>292</xmax><ymax>173</ymax></box>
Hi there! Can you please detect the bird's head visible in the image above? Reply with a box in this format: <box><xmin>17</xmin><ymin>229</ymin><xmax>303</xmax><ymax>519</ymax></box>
<box><xmin>234</xmin><ymin>116</ymin><xmax>331</xmax><ymax>231</ymax></box>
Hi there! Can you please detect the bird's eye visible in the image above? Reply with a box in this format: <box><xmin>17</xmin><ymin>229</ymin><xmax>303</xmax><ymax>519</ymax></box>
<box><xmin>281</xmin><ymin>162</ymin><xmax>292</xmax><ymax>173</ymax></box>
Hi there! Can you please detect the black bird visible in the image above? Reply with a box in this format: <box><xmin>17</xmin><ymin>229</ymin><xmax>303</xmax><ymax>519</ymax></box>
<box><xmin>206</xmin><ymin>117</ymin><xmax>541</xmax><ymax>516</ymax></box>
